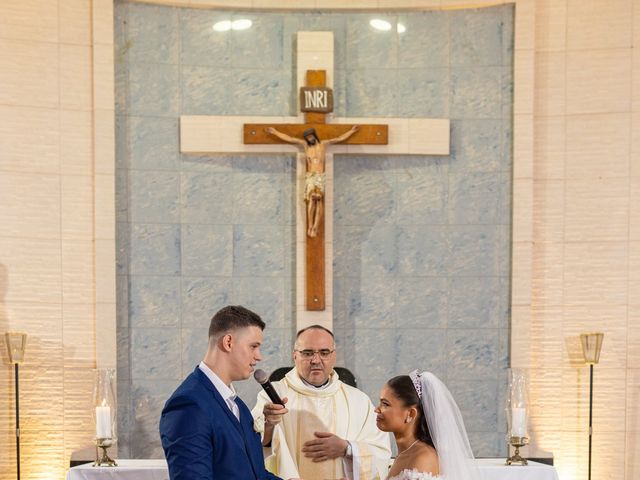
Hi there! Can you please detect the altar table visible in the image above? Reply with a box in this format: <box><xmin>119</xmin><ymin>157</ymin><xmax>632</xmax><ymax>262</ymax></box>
<box><xmin>67</xmin><ymin>458</ymin><xmax>559</xmax><ymax>480</ymax></box>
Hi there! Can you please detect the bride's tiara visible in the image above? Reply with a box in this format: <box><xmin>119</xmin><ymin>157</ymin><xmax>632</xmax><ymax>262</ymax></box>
<box><xmin>408</xmin><ymin>370</ymin><xmax>423</xmax><ymax>399</ymax></box>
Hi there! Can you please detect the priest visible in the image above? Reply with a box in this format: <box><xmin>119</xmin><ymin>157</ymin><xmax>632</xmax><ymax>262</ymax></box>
<box><xmin>252</xmin><ymin>325</ymin><xmax>391</xmax><ymax>479</ymax></box>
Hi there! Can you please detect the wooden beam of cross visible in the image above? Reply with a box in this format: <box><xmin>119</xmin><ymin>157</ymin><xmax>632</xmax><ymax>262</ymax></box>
<box><xmin>243</xmin><ymin>70</ymin><xmax>388</xmax><ymax>311</ymax></box>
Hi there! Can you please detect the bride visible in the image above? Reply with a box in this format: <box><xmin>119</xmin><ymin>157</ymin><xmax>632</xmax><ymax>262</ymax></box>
<box><xmin>375</xmin><ymin>371</ymin><xmax>480</xmax><ymax>480</ymax></box>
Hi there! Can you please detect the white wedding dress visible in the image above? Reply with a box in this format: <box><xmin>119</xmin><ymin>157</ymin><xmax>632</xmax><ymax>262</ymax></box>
<box><xmin>387</xmin><ymin>468</ymin><xmax>444</xmax><ymax>480</ymax></box>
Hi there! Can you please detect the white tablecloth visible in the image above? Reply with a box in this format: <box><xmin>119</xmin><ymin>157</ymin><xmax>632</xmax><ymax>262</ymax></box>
<box><xmin>66</xmin><ymin>459</ymin><xmax>169</xmax><ymax>480</ymax></box>
<box><xmin>67</xmin><ymin>458</ymin><xmax>559</xmax><ymax>480</ymax></box>
<box><xmin>477</xmin><ymin>458</ymin><xmax>559</xmax><ymax>480</ymax></box>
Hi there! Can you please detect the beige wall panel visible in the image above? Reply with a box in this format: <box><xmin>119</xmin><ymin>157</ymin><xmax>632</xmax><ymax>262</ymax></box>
<box><xmin>528</xmin><ymin>367</ymin><xmax>563</xmax><ymax>424</ymax></box>
<box><xmin>513</xmin><ymin>113</ymin><xmax>533</xmax><ymax>179</ymax></box>
<box><xmin>560</xmin><ymin>367</ymin><xmax>626</xmax><ymax>432</ymax></box>
<box><xmin>95</xmin><ymin>239</ymin><xmax>116</xmax><ymax>304</ymax></box>
<box><xmin>630</xmin><ymin>242</ymin><xmax>640</xmax><ymax>305</ymax></box>
<box><xmin>59</xmin><ymin>0</ymin><xmax>92</xmax><ymax>45</ymax></box>
<box><xmin>95</xmin><ymin>301</ymin><xmax>117</xmax><ymax>368</ymax></box>
<box><xmin>633</xmin><ymin>44</ymin><xmax>640</xmax><ymax>112</ymax></box>
<box><xmin>513</xmin><ymin>177</ymin><xmax>533</xmax><ymax>242</ymax></box>
<box><xmin>563</xmin><ymin>241</ymin><xmax>628</xmax><ymax>306</ymax></box>
<box><xmin>628</xmin><ymin>305</ymin><xmax>640</xmax><ymax>365</ymax></box>
<box><xmin>511</xmin><ymin>241</ymin><xmax>532</xmax><ymax>306</ymax></box>
<box><xmin>629</xmin><ymin>176</ymin><xmax>640</xmax><ymax>241</ymax></box>
<box><xmin>60</xmin><ymin>44</ymin><xmax>92</xmax><ymax>111</ymax></box>
<box><xmin>514</xmin><ymin>0</ymin><xmax>535</xmax><ymax>51</ymax></box>
<box><xmin>94</xmin><ymin>44</ymin><xmax>115</xmax><ymax>110</ymax></box>
<box><xmin>60</xmin><ymin>110</ymin><xmax>94</xmax><ymax>176</ymax></box>
<box><xmin>92</xmin><ymin>0</ymin><xmax>114</xmax><ymax>46</ymax></box>
<box><xmin>514</xmin><ymin>49</ymin><xmax>534</xmax><ymax>115</ymax></box>
<box><xmin>0</xmin><ymin>0</ymin><xmax>59</xmax><ymax>43</ymax></box>
<box><xmin>0</xmin><ymin>39</ymin><xmax>59</xmax><ymax>108</ymax></box>
<box><xmin>566</xmin><ymin>49</ymin><xmax>632</xmax><ymax>115</ymax></box>
<box><xmin>532</xmin><ymin>242</ymin><xmax>564</xmax><ymax>306</ymax></box>
<box><xmin>0</xmin><ymin>105</ymin><xmax>60</xmax><ymax>174</ymax></box>
<box><xmin>0</xmin><ymin>173</ymin><xmax>61</xmax><ymax>239</ymax></box>
<box><xmin>567</xmin><ymin>0</ymin><xmax>633</xmax><ymax>50</ymax></box>
<box><xmin>530</xmin><ymin>306</ymin><xmax>564</xmax><ymax>365</ymax></box>
<box><xmin>0</xmin><ymin>237</ymin><xmax>61</xmax><ymax>304</ymax></box>
<box><xmin>533</xmin><ymin>116</ymin><xmax>565</xmax><ymax>180</ymax></box>
<box><xmin>95</xmin><ymin>174</ymin><xmax>116</xmax><ymax>240</ymax></box>
<box><xmin>62</xmin><ymin>240</ymin><xmax>95</xmax><ymax>305</ymax></box>
<box><xmin>565</xmin><ymin>113</ymin><xmax>631</xmax><ymax>179</ymax></box>
<box><xmin>627</xmin><ymin>369</ymin><xmax>640</xmax><ymax>480</ymax></box>
<box><xmin>534</xmin><ymin>0</ymin><xmax>566</xmax><ymax>51</ymax></box>
<box><xmin>94</xmin><ymin>109</ymin><xmax>116</xmax><ymax>175</ymax></box>
<box><xmin>564</xmin><ymin>178</ymin><xmax>629</xmax><ymax>242</ymax></box>
<box><xmin>509</xmin><ymin>304</ymin><xmax>531</xmax><ymax>368</ymax></box>
<box><xmin>533</xmin><ymin>180</ymin><xmax>564</xmax><ymax>242</ymax></box>
<box><xmin>62</xmin><ymin>175</ymin><xmax>94</xmax><ymax>240</ymax></box>
<box><xmin>632</xmin><ymin>112</ymin><xmax>640</xmax><ymax>178</ymax></box>
<box><xmin>63</xmin><ymin>368</ymin><xmax>95</xmax><ymax>465</ymax></box>
<box><xmin>19</xmin><ymin>364</ymin><xmax>65</xmax><ymax>480</ymax></box>
<box><xmin>534</xmin><ymin>51</ymin><xmax>565</xmax><ymax>117</ymax></box>
<box><xmin>63</xmin><ymin>303</ymin><xmax>96</xmax><ymax>367</ymax></box>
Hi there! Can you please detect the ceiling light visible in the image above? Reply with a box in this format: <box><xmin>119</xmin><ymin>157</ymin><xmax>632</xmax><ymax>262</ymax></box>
<box><xmin>231</xmin><ymin>19</ymin><xmax>252</xmax><ymax>30</ymax></box>
<box><xmin>370</xmin><ymin>19</ymin><xmax>392</xmax><ymax>31</ymax></box>
<box><xmin>397</xmin><ymin>23</ymin><xmax>406</xmax><ymax>33</ymax></box>
<box><xmin>213</xmin><ymin>20</ymin><xmax>232</xmax><ymax>32</ymax></box>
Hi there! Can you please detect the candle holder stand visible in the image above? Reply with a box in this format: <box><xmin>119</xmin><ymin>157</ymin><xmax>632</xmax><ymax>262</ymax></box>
<box><xmin>506</xmin><ymin>436</ymin><xmax>529</xmax><ymax>466</ymax></box>
<box><xmin>94</xmin><ymin>438</ymin><xmax>117</xmax><ymax>467</ymax></box>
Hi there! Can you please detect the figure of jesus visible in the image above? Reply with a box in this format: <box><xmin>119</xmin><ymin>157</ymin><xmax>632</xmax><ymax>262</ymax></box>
<box><xmin>265</xmin><ymin>125</ymin><xmax>359</xmax><ymax>237</ymax></box>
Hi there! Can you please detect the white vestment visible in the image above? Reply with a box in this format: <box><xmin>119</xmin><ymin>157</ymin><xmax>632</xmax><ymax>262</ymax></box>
<box><xmin>252</xmin><ymin>369</ymin><xmax>391</xmax><ymax>480</ymax></box>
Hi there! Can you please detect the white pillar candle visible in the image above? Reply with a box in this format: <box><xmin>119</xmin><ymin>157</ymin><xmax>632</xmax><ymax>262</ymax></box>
<box><xmin>511</xmin><ymin>407</ymin><xmax>526</xmax><ymax>437</ymax></box>
<box><xmin>96</xmin><ymin>406</ymin><xmax>112</xmax><ymax>438</ymax></box>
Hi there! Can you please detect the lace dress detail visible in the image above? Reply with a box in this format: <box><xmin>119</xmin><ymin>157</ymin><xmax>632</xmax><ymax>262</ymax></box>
<box><xmin>386</xmin><ymin>468</ymin><xmax>444</xmax><ymax>480</ymax></box>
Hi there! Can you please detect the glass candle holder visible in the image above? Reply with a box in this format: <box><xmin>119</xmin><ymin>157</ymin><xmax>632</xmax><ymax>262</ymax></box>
<box><xmin>506</xmin><ymin>368</ymin><xmax>528</xmax><ymax>465</ymax></box>
<box><xmin>92</xmin><ymin>368</ymin><xmax>117</xmax><ymax>467</ymax></box>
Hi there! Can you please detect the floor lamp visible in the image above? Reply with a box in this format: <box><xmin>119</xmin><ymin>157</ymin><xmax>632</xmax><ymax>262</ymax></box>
<box><xmin>5</xmin><ymin>332</ymin><xmax>28</xmax><ymax>480</ymax></box>
<box><xmin>580</xmin><ymin>332</ymin><xmax>604</xmax><ymax>480</ymax></box>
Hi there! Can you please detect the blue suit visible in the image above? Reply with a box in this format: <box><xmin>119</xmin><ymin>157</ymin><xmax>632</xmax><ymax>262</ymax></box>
<box><xmin>160</xmin><ymin>367</ymin><xmax>282</xmax><ymax>480</ymax></box>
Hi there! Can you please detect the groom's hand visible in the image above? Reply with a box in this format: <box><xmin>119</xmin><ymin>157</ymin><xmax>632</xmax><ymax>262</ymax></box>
<box><xmin>302</xmin><ymin>431</ymin><xmax>348</xmax><ymax>462</ymax></box>
<box><xmin>263</xmin><ymin>397</ymin><xmax>289</xmax><ymax>426</ymax></box>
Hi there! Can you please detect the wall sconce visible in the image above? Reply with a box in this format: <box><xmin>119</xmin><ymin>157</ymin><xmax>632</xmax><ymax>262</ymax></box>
<box><xmin>580</xmin><ymin>332</ymin><xmax>603</xmax><ymax>480</ymax></box>
<box><xmin>5</xmin><ymin>331</ymin><xmax>28</xmax><ymax>480</ymax></box>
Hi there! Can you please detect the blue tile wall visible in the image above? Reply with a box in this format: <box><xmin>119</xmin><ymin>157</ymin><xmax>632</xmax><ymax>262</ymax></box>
<box><xmin>115</xmin><ymin>1</ymin><xmax>513</xmax><ymax>458</ymax></box>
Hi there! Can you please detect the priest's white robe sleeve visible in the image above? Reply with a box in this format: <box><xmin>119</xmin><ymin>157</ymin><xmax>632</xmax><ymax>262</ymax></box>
<box><xmin>340</xmin><ymin>390</ymin><xmax>392</xmax><ymax>480</ymax></box>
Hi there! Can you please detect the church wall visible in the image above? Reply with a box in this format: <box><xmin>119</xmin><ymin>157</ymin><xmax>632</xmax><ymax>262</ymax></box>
<box><xmin>115</xmin><ymin>0</ymin><xmax>513</xmax><ymax>459</ymax></box>
<box><xmin>0</xmin><ymin>0</ymin><xmax>116</xmax><ymax>478</ymax></box>
<box><xmin>0</xmin><ymin>0</ymin><xmax>638</xmax><ymax>479</ymax></box>
<box><xmin>525</xmin><ymin>1</ymin><xmax>640</xmax><ymax>479</ymax></box>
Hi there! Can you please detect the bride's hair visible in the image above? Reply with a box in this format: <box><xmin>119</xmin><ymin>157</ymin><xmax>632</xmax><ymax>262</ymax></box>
<box><xmin>387</xmin><ymin>375</ymin><xmax>434</xmax><ymax>448</ymax></box>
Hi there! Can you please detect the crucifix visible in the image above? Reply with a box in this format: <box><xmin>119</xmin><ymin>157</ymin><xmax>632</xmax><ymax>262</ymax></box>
<box><xmin>180</xmin><ymin>31</ymin><xmax>450</xmax><ymax>327</ymax></box>
<box><xmin>243</xmin><ymin>69</ymin><xmax>388</xmax><ymax>311</ymax></box>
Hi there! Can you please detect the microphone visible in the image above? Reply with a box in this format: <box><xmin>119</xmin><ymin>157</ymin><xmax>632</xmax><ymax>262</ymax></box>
<box><xmin>253</xmin><ymin>369</ymin><xmax>285</xmax><ymax>406</ymax></box>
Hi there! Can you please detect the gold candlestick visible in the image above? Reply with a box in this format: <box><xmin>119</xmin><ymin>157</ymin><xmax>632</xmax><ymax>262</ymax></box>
<box><xmin>506</xmin><ymin>435</ymin><xmax>529</xmax><ymax>465</ymax></box>
<box><xmin>94</xmin><ymin>438</ymin><xmax>117</xmax><ymax>467</ymax></box>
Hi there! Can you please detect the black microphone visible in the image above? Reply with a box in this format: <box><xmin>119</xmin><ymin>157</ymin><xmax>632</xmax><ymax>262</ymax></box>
<box><xmin>253</xmin><ymin>369</ymin><xmax>285</xmax><ymax>406</ymax></box>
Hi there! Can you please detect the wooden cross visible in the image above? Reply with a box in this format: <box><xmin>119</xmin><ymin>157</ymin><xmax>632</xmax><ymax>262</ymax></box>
<box><xmin>180</xmin><ymin>31</ymin><xmax>450</xmax><ymax>327</ymax></box>
<box><xmin>242</xmin><ymin>70</ymin><xmax>388</xmax><ymax>311</ymax></box>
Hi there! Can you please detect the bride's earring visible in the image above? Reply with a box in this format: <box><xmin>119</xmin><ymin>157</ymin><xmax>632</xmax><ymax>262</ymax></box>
<box><xmin>405</xmin><ymin>417</ymin><xmax>412</xmax><ymax>423</ymax></box>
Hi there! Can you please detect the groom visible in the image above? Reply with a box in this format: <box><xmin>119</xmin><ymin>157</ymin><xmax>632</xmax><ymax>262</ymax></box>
<box><xmin>159</xmin><ymin>305</ymin><xmax>297</xmax><ymax>480</ymax></box>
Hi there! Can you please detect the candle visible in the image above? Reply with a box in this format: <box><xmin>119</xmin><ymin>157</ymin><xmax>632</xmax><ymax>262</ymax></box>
<box><xmin>96</xmin><ymin>406</ymin><xmax>112</xmax><ymax>438</ymax></box>
<box><xmin>511</xmin><ymin>407</ymin><xmax>526</xmax><ymax>437</ymax></box>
